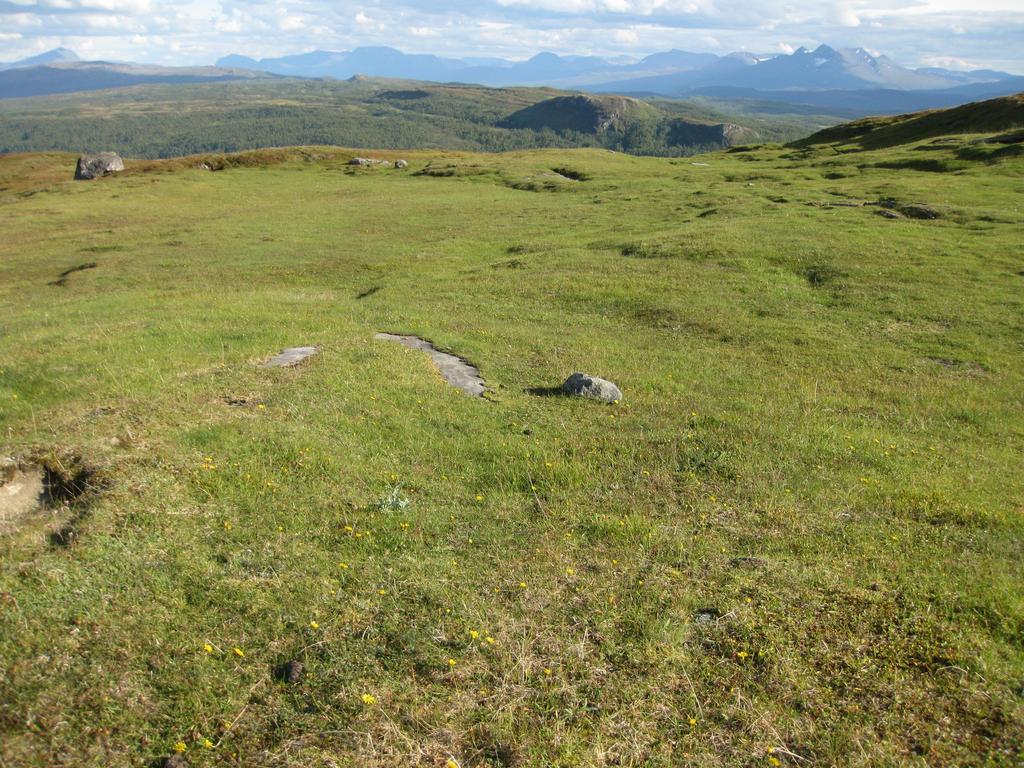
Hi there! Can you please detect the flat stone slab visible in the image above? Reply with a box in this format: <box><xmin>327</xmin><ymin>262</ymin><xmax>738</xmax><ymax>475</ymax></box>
<box><xmin>261</xmin><ymin>346</ymin><xmax>320</xmax><ymax>368</ymax></box>
<box><xmin>375</xmin><ymin>333</ymin><xmax>486</xmax><ymax>397</ymax></box>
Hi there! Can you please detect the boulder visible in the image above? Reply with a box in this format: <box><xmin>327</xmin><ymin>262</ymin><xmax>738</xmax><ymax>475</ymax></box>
<box><xmin>74</xmin><ymin>152</ymin><xmax>124</xmax><ymax>180</ymax></box>
<box><xmin>395</xmin><ymin>159</ymin><xmax>409</xmax><ymax>169</ymax></box>
<box><xmin>348</xmin><ymin>157</ymin><xmax>378</xmax><ymax>166</ymax></box>
<box><xmin>562</xmin><ymin>372</ymin><xmax>622</xmax><ymax>403</ymax></box>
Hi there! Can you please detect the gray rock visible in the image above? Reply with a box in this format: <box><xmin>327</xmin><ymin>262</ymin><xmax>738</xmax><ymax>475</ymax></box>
<box><xmin>562</xmin><ymin>372</ymin><xmax>622</xmax><ymax>403</ymax></box>
<box><xmin>261</xmin><ymin>346</ymin><xmax>320</xmax><ymax>368</ymax></box>
<box><xmin>395</xmin><ymin>159</ymin><xmax>409</xmax><ymax>169</ymax></box>
<box><xmin>74</xmin><ymin>152</ymin><xmax>124</xmax><ymax>180</ymax></box>
<box><xmin>348</xmin><ymin>157</ymin><xmax>380</xmax><ymax>166</ymax></box>
<box><xmin>375</xmin><ymin>333</ymin><xmax>486</xmax><ymax>397</ymax></box>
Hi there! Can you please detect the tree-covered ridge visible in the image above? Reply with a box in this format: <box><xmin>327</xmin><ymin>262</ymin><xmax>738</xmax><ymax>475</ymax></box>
<box><xmin>0</xmin><ymin>78</ymin><xmax>838</xmax><ymax>158</ymax></box>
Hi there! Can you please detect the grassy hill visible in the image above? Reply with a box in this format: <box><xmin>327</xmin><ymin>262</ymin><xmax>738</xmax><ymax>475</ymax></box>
<box><xmin>1</xmin><ymin>105</ymin><xmax>1022</xmax><ymax>766</ymax></box>
<box><xmin>795</xmin><ymin>92</ymin><xmax>1024</xmax><ymax>149</ymax></box>
<box><xmin>0</xmin><ymin>78</ymin><xmax>837</xmax><ymax>159</ymax></box>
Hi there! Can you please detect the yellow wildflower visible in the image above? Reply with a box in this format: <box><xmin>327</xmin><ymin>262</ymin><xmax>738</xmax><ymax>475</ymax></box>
<box><xmin>309</xmin><ymin>621</ymin><xmax>319</xmax><ymax>630</ymax></box>
<box><xmin>233</xmin><ymin>647</ymin><xmax>245</xmax><ymax>658</ymax></box>
<box><xmin>361</xmin><ymin>693</ymin><xmax>376</xmax><ymax>705</ymax></box>
<box><xmin>173</xmin><ymin>742</ymin><xmax>187</xmax><ymax>753</ymax></box>
<box><xmin>203</xmin><ymin>643</ymin><xmax>213</xmax><ymax>654</ymax></box>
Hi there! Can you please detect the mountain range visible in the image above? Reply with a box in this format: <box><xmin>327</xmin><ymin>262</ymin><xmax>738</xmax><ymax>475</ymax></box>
<box><xmin>0</xmin><ymin>44</ymin><xmax>1020</xmax><ymax>116</ymax></box>
<box><xmin>212</xmin><ymin>44</ymin><xmax>1015</xmax><ymax>92</ymax></box>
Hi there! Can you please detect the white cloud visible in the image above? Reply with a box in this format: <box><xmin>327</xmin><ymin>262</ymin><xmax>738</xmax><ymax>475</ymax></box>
<box><xmin>278</xmin><ymin>15</ymin><xmax>305</xmax><ymax>31</ymax></box>
<box><xmin>613</xmin><ymin>27</ymin><xmax>639</xmax><ymax>43</ymax></box>
<box><xmin>0</xmin><ymin>0</ymin><xmax>1021</xmax><ymax>72</ymax></box>
<box><xmin>833</xmin><ymin>7</ymin><xmax>861</xmax><ymax>27</ymax></box>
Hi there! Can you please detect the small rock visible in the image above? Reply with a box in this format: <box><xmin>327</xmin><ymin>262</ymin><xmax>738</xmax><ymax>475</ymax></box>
<box><xmin>395</xmin><ymin>159</ymin><xmax>409</xmax><ymax>169</ymax></box>
<box><xmin>562</xmin><ymin>372</ymin><xmax>622</xmax><ymax>404</ymax></box>
<box><xmin>348</xmin><ymin>157</ymin><xmax>379</xmax><ymax>166</ymax></box>
<box><xmin>74</xmin><ymin>152</ymin><xmax>124</xmax><ymax>180</ymax></box>
<box><xmin>163</xmin><ymin>755</ymin><xmax>188</xmax><ymax>768</ymax></box>
<box><xmin>276</xmin><ymin>660</ymin><xmax>304</xmax><ymax>684</ymax></box>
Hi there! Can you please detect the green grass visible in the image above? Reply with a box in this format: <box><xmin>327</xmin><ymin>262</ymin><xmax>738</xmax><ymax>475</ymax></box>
<box><xmin>0</xmin><ymin>129</ymin><xmax>1022</xmax><ymax>767</ymax></box>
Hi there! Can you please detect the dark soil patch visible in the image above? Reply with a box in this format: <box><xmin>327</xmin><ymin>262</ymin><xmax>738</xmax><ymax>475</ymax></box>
<box><xmin>80</xmin><ymin>244</ymin><xmax>125</xmax><ymax>253</ymax></box>
<box><xmin>874</xmin><ymin>199</ymin><xmax>941</xmax><ymax>219</ymax></box>
<box><xmin>275</xmin><ymin>660</ymin><xmax>304</xmax><ymax>684</ymax></box>
<box><xmin>800</xmin><ymin>264</ymin><xmax>845</xmax><ymax>288</ymax></box>
<box><xmin>730</xmin><ymin>556</ymin><xmax>769</xmax><ymax>569</ymax></box>
<box><xmin>223</xmin><ymin>395</ymin><xmax>264</xmax><ymax>408</ymax></box>
<box><xmin>1</xmin><ymin>455</ymin><xmax>103</xmax><ymax>542</ymax></box>
<box><xmin>48</xmin><ymin>262</ymin><xmax>97</xmax><ymax>287</ymax></box>
<box><xmin>551</xmin><ymin>166</ymin><xmax>590</xmax><ymax>181</ymax></box>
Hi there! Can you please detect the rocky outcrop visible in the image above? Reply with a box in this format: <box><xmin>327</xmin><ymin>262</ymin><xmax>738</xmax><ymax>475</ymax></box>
<box><xmin>74</xmin><ymin>152</ymin><xmax>124</xmax><ymax>180</ymax></box>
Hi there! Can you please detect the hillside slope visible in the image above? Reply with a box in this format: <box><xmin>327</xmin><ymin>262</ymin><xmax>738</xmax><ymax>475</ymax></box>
<box><xmin>0</xmin><ymin>79</ymin><xmax>777</xmax><ymax>158</ymax></box>
<box><xmin>796</xmin><ymin>92</ymin><xmax>1024</xmax><ymax>149</ymax></box>
<box><xmin>0</xmin><ymin>61</ymin><xmax>271</xmax><ymax>99</ymax></box>
<box><xmin>499</xmin><ymin>94</ymin><xmax>662</xmax><ymax>134</ymax></box>
<box><xmin>1</xmin><ymin>101</ymin><xmax>1022</xmax><ymax>766</ymax></box>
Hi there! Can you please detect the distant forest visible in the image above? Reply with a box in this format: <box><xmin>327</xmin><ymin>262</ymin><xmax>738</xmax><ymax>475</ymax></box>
<box><xmin>0</xmin><ymin>79</ymin><xmax>831</xmax><ymax>158</ymax></box>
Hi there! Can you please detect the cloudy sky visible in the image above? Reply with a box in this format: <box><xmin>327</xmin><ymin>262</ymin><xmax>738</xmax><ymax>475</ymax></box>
<box><xmin>1</xmin><ymin>0</ymin><xmax>1022</xmax><ymax>72</ymax></box>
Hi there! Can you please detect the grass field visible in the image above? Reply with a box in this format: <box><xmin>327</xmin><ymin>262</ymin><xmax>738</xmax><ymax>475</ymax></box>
<box><xmin>1</xmin><ymin>118</ymin><xmax>1022</xmax><ymax>766</ymax></box>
